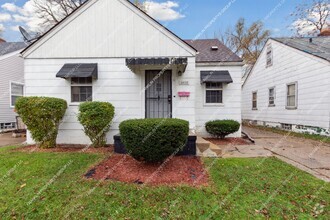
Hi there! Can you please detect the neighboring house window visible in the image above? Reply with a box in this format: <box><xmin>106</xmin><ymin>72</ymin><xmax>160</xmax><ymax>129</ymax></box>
<box><xmin>286</xmin><ymin>82</ymin><xmax>297</xmax><ymax>109</ymax></box>
<box><xmin>10</xmin><ymin>82</ymin><xmax>24</xmax><ymax>107</ymax></box>
<box><xmin>252</xmin><ymin>92</ymin><xmax>257</xmax><ymax>110</ymax></box>
<box><xmin>71</xmin><ymin>77</ymin><xmax>93</xmax><ymax>102</ymax></box>
<box><xmin>266</xmin><ymin>44</ymin><xmax>273</xmax><ymax>67</ymax></box>
<box><xmin>205</xmin><ymin>82</ymin><xmax>223</xmax><ymax>104</ymax></box>
<box><xmin>269</xmin><ymin>87</ymin><xmax>275</xmax><ymax>106</ymax></box>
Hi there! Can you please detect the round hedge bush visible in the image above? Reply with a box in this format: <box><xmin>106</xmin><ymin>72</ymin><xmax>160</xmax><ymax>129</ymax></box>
<box><xmin>15</xmin><ymin>96</ymin><xmax>67</xmax><ymax>148</ymax></box>
<box><xmin>78</xmin><ymin>102</ymin><xmax>115</xmax><ymax>147</ymax></box>
<box><xmin>119</xmin><ymin>118</ymin><xmax>189</xmax><ymax>163</ymax></box>
<box><xmin>205</xmin><ymin>120</ymin><xmax>240</xmax><ymax>139</ymax></box>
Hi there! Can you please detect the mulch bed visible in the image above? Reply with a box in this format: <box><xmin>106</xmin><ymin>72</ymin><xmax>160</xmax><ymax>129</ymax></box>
<box><xmin>13</xmin><ymin>144</ymin><xmax>114</xmax><ymax>154</ymax></box>
<box><xmin>85</xmin><ymin>154</ymin><xmax>209</xmax><ymax>187</ymax></box>
<box><xmin>204</xmin><ymin>137</ymin><xmax>252</xmax><ymax>146</ymax></box>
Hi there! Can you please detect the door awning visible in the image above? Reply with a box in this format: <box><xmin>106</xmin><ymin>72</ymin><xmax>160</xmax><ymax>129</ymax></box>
<box><xmin>200</xmin><ymin>71</ymin><xmax>233</xmax><ymax>84</ymax></box>
<box><xmin>126</xmin><ymin>57</ymin><xmax>188</xmax><ymax>74</ymax></box>
<box><xmin>56</xmin><ymin>63</ymin><xmax>98</xmax><ymax>79</ymax></box>
<box><xmin>126</xmin><ymin>57</ymin><xmax>187</xmax><ymax>66</ymax></box>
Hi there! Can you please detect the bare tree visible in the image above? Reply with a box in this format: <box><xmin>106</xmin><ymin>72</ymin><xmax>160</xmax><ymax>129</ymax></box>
<box><xmin>217</xmin><ymin>18</ymin><xmax>270</xmax><ymax>65</ymax></box>
<box><xmin>32</xmin><ymin>0</ymin><xmax>86</xmax><ymax>30</ymax></box>
<box><xmin>33</xmin><ymin>0</ymin><xmax>146</xmax><ymax>32</ymax></box>
<box><xmin>291</xmin><ymin>0</ymin><xmax>330</xmax><ymax>36</ymax></box>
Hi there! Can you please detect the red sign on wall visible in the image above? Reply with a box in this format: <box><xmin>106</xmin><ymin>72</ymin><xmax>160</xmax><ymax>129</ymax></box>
<box><xmin>178</xmin><ymin>91</ymin><xmax>190</xmax><ymax>97</ymax></box>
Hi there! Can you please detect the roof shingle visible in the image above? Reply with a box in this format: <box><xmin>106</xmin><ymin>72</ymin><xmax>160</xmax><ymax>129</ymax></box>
<box><xmin>273</xmin><ymin>37</ymin><xmax>330</xmax><ymax>62</ymax></box>
<box><xmin>0</xmin><ymin>42</ymin><xmax>27</xmax><ymax>56</ymax></box>
<box><xmin>185</xmin><ymin>39</ymin><xmax>242</xmax><ymax>63</ymax></box>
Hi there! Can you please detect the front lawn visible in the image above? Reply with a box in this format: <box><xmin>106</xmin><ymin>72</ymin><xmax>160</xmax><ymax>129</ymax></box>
<box><xmin>0</xmin><ymin>146</ymin><xmax>329</xmax><ymax>219</ymax></box>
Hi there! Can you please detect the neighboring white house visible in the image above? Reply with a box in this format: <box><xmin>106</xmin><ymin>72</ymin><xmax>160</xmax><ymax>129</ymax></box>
<box><xmin>242</xmin><ymin>37</ymin><xmax>330</xmax><ymax>136</ymax></box>
<box><xmin>0</xmin><ymin>42</ymin><xmax>26</xmax><ymax>132</ymax></box>
<box><xmin>21</xmin><ymin>0</ymin><xmax>243</xmax><ymax>145</ymax></box>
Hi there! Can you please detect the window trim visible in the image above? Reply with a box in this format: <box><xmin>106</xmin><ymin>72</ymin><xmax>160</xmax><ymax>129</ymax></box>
<box><xmin>252</xmin><ymin>91</ymin><xmax>258</xmax><ymax>110</ymax></box>
<box><xmin>266</xmin><ymin>44</ymin><xmax>273</xmax><ymax>68</ymax></box>
<box><xmin>286</xmin><ymin>82</ymin><xmax>298</xmax><ymax>109</ymax></box>
<box><xmin>9</xmin><ymin>81</ymin><xmax>24</xmax><ymax>108</ymax></box>
<box><xmin>70</xmin><ymin>77</ymin><xmax>93</xmax><ymax>104</ymax></box>
<box><xmin>203</xmin><ymin>82</ymin><xmax>224</xmax><ymax>106</ymax></box>
<box><xmin>268</xmin><ymin>86</ymin><xmax>276</xmax><ymax>107</ymax></box>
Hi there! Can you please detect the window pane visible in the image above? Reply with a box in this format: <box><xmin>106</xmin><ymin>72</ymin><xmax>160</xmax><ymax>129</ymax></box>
<box><xmin>206</xmin><ymin>82</ymin><xmax>222</xmax><ymax>89</ymax></box>
<box><xmin>252</xmin><ymin>92</ymin><xmax>257</xmax><ymax>108</ymax></box>
<box><xmin>288</xmin><ymin>84</ymin><xmax>295</xmax><ymax>96</ymax></box>
<box><xmin>11</xmin><ymin>96</ymin><xmax>21</xmax><ymax>106</ymax></box>
<box><xmin>71</xmin><ymin>77</ymin><xmax>92</xmax><ymax>85</ymax></box>
<box><xmin>11</xmin><ymin>83</ymin><xmax>23</xmax><ymax>95</ymax></box>
<box><xmin>252</xmin><ymin>92</ymin><xmax>257</xmax><ymax>100</ymax></box>
<box><xmin>71</xmin><ymin>86</ymin><xmax>92</xmax><ymax>102</ymax></box>
<box><xmin>206</xmin><ymin>90</ymin><xmax>222</xmax><ymax>103</ymax></box>
<box><xmin>287</xmin><ymin>96</ymin><xmax>295</xmax><ymax>107</ymax></box>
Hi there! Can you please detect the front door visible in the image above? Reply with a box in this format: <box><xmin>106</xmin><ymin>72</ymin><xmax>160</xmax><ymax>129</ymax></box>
<box><xmin>145</xmin><ymin>70</ymin><xmax>172</xmax><ymax>118</ymax></box>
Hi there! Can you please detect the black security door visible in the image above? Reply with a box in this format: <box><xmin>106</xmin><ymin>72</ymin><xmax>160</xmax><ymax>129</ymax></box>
<box><xmin>145</xmin><ymin>70</ymin><xmax>172</xmax><ymax>118</ymax></box>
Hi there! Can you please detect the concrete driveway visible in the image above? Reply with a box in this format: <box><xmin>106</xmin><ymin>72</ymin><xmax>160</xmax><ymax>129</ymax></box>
<box><xmin>0</xmin><ymin>132</ymin><xmax>25</xmax><ymax>147</ymax></box>
<box><xmin>243</xmin><ymin>126</ymin><xmax>330</xmax><ymax>182</ymax></box>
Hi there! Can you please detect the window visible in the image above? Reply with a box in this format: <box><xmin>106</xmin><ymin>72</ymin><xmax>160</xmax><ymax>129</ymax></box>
<box><xmin>266</xmin><ymin>44</ymin><xmax>273</xmax><ymax>67</ymax></box>
<box><xmin>286</xmin><ymin>82</ymin><xmax>297</xmax><ymax>109</ymax></box>
<box><xmin>205</xmin><ymin>82</ymin><xmax>223</xmax><ymax>104</ymax></box>
<box><xmin>281</xmin><ymin>123</ymin><xmax>292</xmax><ymax>130</ymax></box>
<box><xmin>252</xmin><ymin>92</ymin><xmax>257</xmax><ymax>110</ymax></box>
<box><xmin>10</xmin><ymin>82</ymin><xmax>24</xmax><ymax>107</ymax></box>
<box><xmin>71</xmin><ymin>77</ymin><xmax>93</xmax><ymax>103</ymax></box>
<box><xmin>269</xmin><ymin>87</ymin><xmax>275</xmax><ymax>106</ymax></box>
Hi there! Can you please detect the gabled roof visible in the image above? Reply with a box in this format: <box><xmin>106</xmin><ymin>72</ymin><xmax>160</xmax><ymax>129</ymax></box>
<box><xmin>21</xmin><ymin>0</ymin><xmax>197</xmax><ymax>56</ymax></box>
<box><xmin>0</xmin><ymin>42</ymin><xmax>26</xmax><ymax>56</ymax></box>
<box><xmin>185</xmin><ymin>39</ymin><xmax>242</xmax><ymax>63</ymax></box>
<box><xmin>272</xmin><ymin>37</ymin><xmax>330</xmax><ymax>62</ymax></box>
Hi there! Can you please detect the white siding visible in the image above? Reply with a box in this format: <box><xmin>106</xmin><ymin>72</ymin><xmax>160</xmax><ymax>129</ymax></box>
<box><xmin>242</xmin><ymin>39</ymin><xmax>330</xmax><ymax>131</ymax></box>
<box><xmin>25</xmin><ymin>58</ymin><xmax>196</xmax><ymax>144</ymax></box>
<box><xmin>23</xmin><ymin>0</ymin><xmax>194</xmax><ymax>59</ymax></box>
<box><xmin>195</xmin><ymin>65</ymin><xmax>242</xmax><ymax>137</ymax></box>
<box><xmin>0</xmin><ymin>53</ymin><xmax>24</xmax><ymax>125</ymax></box>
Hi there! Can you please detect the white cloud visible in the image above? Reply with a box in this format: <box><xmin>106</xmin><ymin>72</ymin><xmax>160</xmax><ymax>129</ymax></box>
<box><xmin>10</xmin><ymin>25</ymin><xmax>20</xmax><ymax>32</ymax></box>
<box><xmin>1</xmin><ymin>0</ymin><xmax>46</xmax><ymax>33</ymax></box>
<box><xmin>1</xmin><ymin>3</ymin><xmax>18</xmax><ymax>12</ymax></box>
<box><xmin>145</xmin><ymin>1</ymin><xmax>185</xmax><ymax>21</ymax></box>
<box><xmin>272</xmin><ymin>28</ymin><xmax>280</xmax><ymax>33</ymax></box>
<box><xmin>0</xmin><ymin>13</ymin><xmax>11</xmax><ymax>22</ymax></box>
<box><xmin>291</xmin><ymin>3</ymin><xmax>330</xmax><ymax>36</ymax></box>
<box><xmin>0</xmin><ymin>23</ymin><xmax>5</xmax><ymax>32</ymax></box>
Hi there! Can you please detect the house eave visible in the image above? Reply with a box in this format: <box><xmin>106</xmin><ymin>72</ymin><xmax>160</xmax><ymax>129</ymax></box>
<box><xmin>196</xmin><ymin>61</ymin><xmax>244</xmax><ymax>67</ymax></box>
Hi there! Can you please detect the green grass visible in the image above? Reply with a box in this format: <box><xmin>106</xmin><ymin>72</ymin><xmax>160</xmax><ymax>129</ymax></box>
<box><xmin>246</xmin><ymin>124</ymin><xmax>330</xmax><ymax>144</ymax></box>
<box><xmin>0</xmin><ymin>146</ymin><xmax>329</xmax><ymax>219</ymax></box>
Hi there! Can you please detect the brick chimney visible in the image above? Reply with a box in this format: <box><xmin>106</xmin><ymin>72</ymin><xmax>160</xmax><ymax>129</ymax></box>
<box><xmin>319</xmin><ymin>28</ymin><xmax>330</xmax><ymax>36</ymax></box>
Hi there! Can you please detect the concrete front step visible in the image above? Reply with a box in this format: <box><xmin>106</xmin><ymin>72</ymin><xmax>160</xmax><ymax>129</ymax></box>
<box><xmin>196</xmin><ymin>137</ymin><xmax>222</xmax><ymax>157</ymax></box>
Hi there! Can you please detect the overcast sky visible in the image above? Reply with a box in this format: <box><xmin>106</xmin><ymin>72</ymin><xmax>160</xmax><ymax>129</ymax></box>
<box><xmin>0</xmin><ymin>0</ymin><xmax>316</xmax><ymax>42</ymax></box>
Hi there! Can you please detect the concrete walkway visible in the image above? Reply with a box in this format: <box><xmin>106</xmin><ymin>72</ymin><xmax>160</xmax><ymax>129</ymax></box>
<box><xmin>0</xmin><ymin>132</ymin><xmax>26</xmax><ymax>147</ymax></box>
<box><xmin>243</xmin><ymin>126</ymin><xmax>330</xmax><ymax>182</ymax></box>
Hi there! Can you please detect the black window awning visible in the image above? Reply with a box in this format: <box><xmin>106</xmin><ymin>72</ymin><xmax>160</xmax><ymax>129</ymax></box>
<box><xmin>56</xmin><ymin>63</ymin><xmax>98</xmax><ymax>79</ymax></box>
<box><xmin>200</xmin><ymin>71</ymin><xmax>233</xmax><ymax>84</ymax></box>
<box><xmin>126</xmin><ymin>57</ymin><xmax>187</xmax><ymax>66</ymax></box>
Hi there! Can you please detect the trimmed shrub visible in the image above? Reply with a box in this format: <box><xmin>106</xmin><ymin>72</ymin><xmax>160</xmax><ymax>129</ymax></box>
<box><xmin>205</xmin><ymin>120</ymin><xmax>240</xmax><ymax>139</ymax></box>
<box><xmin>15</xmin><ymin>97</ymin><xmax>67</xmax><ymax>148</ymax></box>
<box><xmin>119</xmin><ymin>118</ymin><xmax>189</xmax><ymax>163</ymax></box>
<box><xmin>78</xmin><ymin>102</ymin><xmax>115</xmax><ymax>147</ymax></box>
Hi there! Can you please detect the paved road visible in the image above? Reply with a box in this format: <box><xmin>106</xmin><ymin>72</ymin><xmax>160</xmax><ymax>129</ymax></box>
<box><xmin>0</xmin><ymin>132</ymin><xmax>26</xmax><ymax>147</ymax></box>
<box><xmin>243</xmin><ymin>126</ymin><xmax>330</xmax><ymax>182</ymax></box>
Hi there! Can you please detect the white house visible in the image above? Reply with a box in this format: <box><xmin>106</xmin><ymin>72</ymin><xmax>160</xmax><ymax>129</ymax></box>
<box><xmin>21</xmin><ymin>0</ymin><xmax>243</xmax><ymax>145</ymax></box>
<box><xmin>242</xmin><ymin>37</ymin><xmax>330</xmax><ymax>136</ymax></box>
<box><xmin>0</xmin><ymin>42</ymin><xmax>26</xmax><ymax>132</ymax></box>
